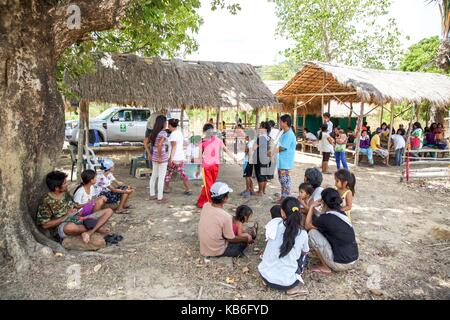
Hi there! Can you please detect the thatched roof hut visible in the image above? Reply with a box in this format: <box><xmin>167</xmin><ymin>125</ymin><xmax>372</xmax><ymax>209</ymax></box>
<box><xmin>65</xmin><ymin>53</ymin><xmax>276</xmax><ymax>112</ymax></box>
<box><xmin>276</xmin><ymin>61</ymin><xmax>450</xmax><ymax>113</ymax></box>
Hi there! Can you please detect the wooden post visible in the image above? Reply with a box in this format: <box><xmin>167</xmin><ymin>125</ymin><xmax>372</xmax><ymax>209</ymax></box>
<box><xmin>277</xmin><ymin>112</ymin><xmax>280</xmax><ymax>127</ymax></box>
<box><xmin>302</xmin><ymin>108</ymin><xmax>307</xmax><ymax>136</ymax></box>
<box><xmin>244</xmin><ymin>112</ymin><xmax>247</xmax><ymax>128</ymax></box>
<box><xmin>386</xmin><ymin>104</ymin><xmax>394</xmax><ymax>166</ymax></box>
<box><xmin>293</xmin><ymin>107</ymin><xmax>298</xmax><ymax>137</ymax></box>
<box><xmin>415</xmin><ymin>103</ymin><xmax>421</xmax><ymax>122</ymax></box>
<box><xmin>380</xmin><ymin>106</ymin><xmax>384</xmax><ymax>126</ymax></box>
<box><xmin>402</xmin><ymin>104</ymin><xmax>416</xmax><ymax>178</ymax></box>
<box><xmin>206</xmin><ymin>109</ymin><xmax>209</xmax><ymax>124</ymax></box>
<box><xmin>321</xmin><ymin>96</ymin><xmax>325</xmax><ymax>123</ymax></box>
<box><xmin>354</xmin><ymin>102</ymin><xmax>365</xmax><ymax>166</ymax></box>
<box><xmin>180</xmin><ymin>105</ymin><xmax>185</xmax><ymax>129</ymax></box>
<box><xmin>216</xmin><ymin>107</ymin><xmax>220</xmax><ymax>129</ymax></box>
<box><xmin>327</xmin><ymin>100</ymin><xmax>331</xmax><ymax>113</ymax></box>
<box><xmin>348</xmin><ymin>102</ymin><xmax>353</xmax><ymax>130</ymax></box>
<box><xmin>265</xmin><ymin>110</ymin><xmax>269</xmax><ymax>121</ymax></box>
<box><xmin>76</xmin><ymin>99</ymin><xmax>88</xmax><ymax>182</ymax></box>
<box><xmin>255</xmin><ymin>108</ymin><xmax>260</xmax><ymax>130</ymax></box>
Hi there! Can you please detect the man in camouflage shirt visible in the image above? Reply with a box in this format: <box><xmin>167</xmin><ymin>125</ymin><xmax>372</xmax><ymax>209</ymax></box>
<box><xmin>37</xmin><ymin>171</ymin><xmax>113</xmax><ymax>244</ymax></box>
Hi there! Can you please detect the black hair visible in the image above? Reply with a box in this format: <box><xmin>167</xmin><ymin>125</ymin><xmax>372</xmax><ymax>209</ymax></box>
<box><xmin>363</xmin><ymin>121</ymin><xmax>368</xmax><ymax>126</ymax></box>
<box><xmin>437</xmin><ymin>123</ymin><xmax>443</xmax><ymax>128</ymax></box>
<box><xmin>149</xmin><ymin>115</ymin><xmax>167</xmax><ymax>143</ymax></box>
<box><xmin>203</xmin><ymin>123</ymin><xmax>214</xmax><ymax>132</ymax></box>
<box><xmin>304</xmin><ymin>128</ymin><xmax>310</xmax><ymax>133</ymax></box>
<box><xmin>268</xmin><ymin>120</ymin><xmax>276</xmax><ymax>128</ymax></box>
<box><xmin>304</xmin><ymin>167</ymin><xmax>323</xmax><ymax>188</ymax></box>
<box><xmin>279</xmin><ymin>197</ymin><xmax>302</xmax><ymax>258</ymax></box>
<box><xmin>235</xmin><ymin>205</ymin><xmax>253</xmax><ymax>223</ymax></box>
<box><xmin>381</xmin><ymin>122</ymin><xmax>387</xmax><ymax>129</ymax></box>
<box><xmin>396</xmin><ymin>128</ymin><xmax>404</xmax><ymax>135</ymax></box>
<box><xmin>323</xmin><ymin>112</ymin><xmax>331</xmax><ymax>118</ymax></box>
<box><xmin>168</xmin><ymin>118</ymin><xmax>179</xmax><ymax>128</ymax></box>
<box><xmin>211</xmin><ymin>192</ymin><xmax>229</xmax><ymax>204</ymax></box>
<box><xmin>260</xmin><ymin>121</ymin><xmax>271</xmax><ymax>134</ymax></box>
<box><xmin>413</xmin><ymin>122</ymin><xmax>422</xmax><ymax>130</ymax></box>
<box><xmin>318</xmin><ymin>123</ymin><xmax>328</xmax><ymax>140</ymax></box>
<box><xmin>321</xmin><ymin>188</ymin><xmax>345</xmax><ymax>214</ymax></box>
<box><xmin>298</xmin><ymin>182</ymin><xmax>314</xmax><ymax>196</ymax></box>
<box><xmin>424</xmin><ymin>127</ymin><xmax>430</xmax><ymax>133</ymax></box>
<box><xmin>46</xmin><ymin>171</ymin><xmax>68</xmax><ymax>192</ymax></box>
<box><xmin>73</xmin><ymin>169</ymin><xmax>96</xmax><ymax>196</ymax></box>
<box><xmin>270</xmin><ymin>205</ymin><xmax>282</xmax><ymax>219</ymax></box>
<box><xmin>334</xmin><ymin>169</ymin><xmax>356</xmax><ymax>195</ymax></box>
<box><xmin>280</xmin><ymin>114</ymin><xmax>292</xmax><ymax>127</ymax></box>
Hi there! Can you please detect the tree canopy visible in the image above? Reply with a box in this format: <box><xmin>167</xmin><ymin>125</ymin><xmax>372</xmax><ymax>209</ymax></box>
<box><xmin>273</xmin><ymin>0</ymin><xmax>404</xmax><ymax>69</ymax></box>
<box><xmin>399</xmin><ymin>36</ymin><xmax>447</xmax><ymax>74</ymax></box>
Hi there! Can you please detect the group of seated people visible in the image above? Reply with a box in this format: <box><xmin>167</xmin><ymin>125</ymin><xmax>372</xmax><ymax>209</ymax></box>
<box><xmin>37</xmin><ymin>159</ymin><xmax>134</xmax><ymax>244</ymax></box>
<box><xmin>198</xmin><ymin>168</ymin><xmax>359</xmax><ymax>296</ymax></box>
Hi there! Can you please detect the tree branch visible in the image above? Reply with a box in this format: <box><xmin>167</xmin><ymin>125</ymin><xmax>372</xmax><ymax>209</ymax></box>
<box><xmin>50</xmin><ymin>0</ymin><xmax>133</xmax><ymax>57</ymax></box>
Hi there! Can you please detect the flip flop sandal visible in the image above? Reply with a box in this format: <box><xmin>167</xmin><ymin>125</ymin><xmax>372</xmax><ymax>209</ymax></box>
<box><xmin>113</xmin><ymin>234</ymin><xmax>123</xmax><ymax>242</ymax></box>
<box><xmin>104</xmin><ymin>235</ymin><xmax>119</xmax><ymax>245</ymax></box>
<box><xmin>184</xmin><ymin>191</ymin><xmax>193</xmax><ymax>196</ymax></box>
<box><xmin>124</xmin><ymin>205</ymin><xmax>134</xmax><ymax>209</ymax></box>
<box><xmin>156</xmin><ymin>198</ymin><xmax>169</xmax><ymax>204</ymax></box>
<box><xmin>115</xmin><ymin>209</ymin><xmax>130</xmax><ymax>214</ymax></box>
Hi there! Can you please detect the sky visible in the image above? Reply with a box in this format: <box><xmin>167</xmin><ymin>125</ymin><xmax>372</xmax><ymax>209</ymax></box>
<box><xmin>185</xmin><ymin>0</ymin><xmax>442</xmax><ymax>65</ymax></box>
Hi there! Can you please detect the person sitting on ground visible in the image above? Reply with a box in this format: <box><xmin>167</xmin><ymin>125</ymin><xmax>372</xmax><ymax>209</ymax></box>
<box><xmin>258</xmin><ymin>197</ymin><xmax>309</xmax><ymax>296</ymax></box>
<box><xmin>334</xmin><ymin>169</ymin><xmax>356</xmax><ymax>222</ymax></box>
<box><xmin>259</xmin><ymin>205</ymin><xmax>284</xmax><ymax>259</ymax></box>
<box><xmin>323</xmin><ymin>112</ymin><xmax>333</xmax><ymax>134</ymax></box>
<box><xmin>358</xmin><ymin>129</ymin><xmax>374</xmax><ymax>167</ymax></box>
<box><xmin>301</xmin><ymin>168</ymin><xmax>324</xmax><ymax>216</ymax></box>
<box><xmin>232</xmin><ymin>205</ymin><xmax>257</xmax><ymax>241</ymax></box>
<box><xmin>73</xmin><ymin>169</ymin><xmax>107</xmax><ymax>212</ymax></box>
<box><xmin>96</xmin><ymin>159</ymin><xmax>135</xmax><ymax>214</ymax></box>
<box><xmin>241</xmin><ymin>129</ymin><xmax>256</xmax><ymax>198</ymax></box>
<box><xmin>303</xmin><ymin>128</ymin><xmax>318</xmax><ymax>141</ymax></box>
<box><xmin>390</xmin><ymin>129</ymin><xmax>406</xmax><ymax>166</ymax></box>
<box><xmin>198</xmin><ymin>182</ymin><xmax>254</xmax><ymax>258</ymax></box>
<box><xmin>305</xmin><ymin>188</ymin><xmax>359</xmax><ymax>274</ymax></box>
<box><xmin>298</xmin><ymin>183</ymin><xmax>314</xmax><ymax>211</ymax></box>
<box><xmin>37</xmin><ymin>171</ymin><xmax>113</xmax><ymax>244</ymax></box>
<box><xmin>371</xmin><ymin>128</ymin><xmax>389</xmax><ymax>164</ymax></box>
<box><xmin>317</xmin><ymin>124</ymin><xmax>335</xmax><ymax>174</ymax></box>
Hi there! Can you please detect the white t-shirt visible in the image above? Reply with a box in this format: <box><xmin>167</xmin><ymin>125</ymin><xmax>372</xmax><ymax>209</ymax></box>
<box><xmin>318</xmin><ymin>132</ymin><xmax>334</xmax><ymax>153</ymax></box>
<box><xmin>95</xmin><ymin>172</ymin><xmax>116</xmax><ymax>194</ymax></box>
<box><xmin>186</xmin><ymin>143</ymin><xmax>200</xmax><ymax>161</ymax></box>
<box><xmin>391</xmin><ymin>134</ymin><xmax>406</xmax><ymax>150</ymax></box>
<box><xmin>326</xmin><ymin>121</ymin><xmax>333</xmax><ymax>134</ymax></box>
<box><xmin>305</xmin><ymin>132</ymin><xmax>318</xmax><ymax>141</ymax></box>
<box><xmin>244</xmin><ymin>139</ymin><xmax>255</xmax><ymax>163</ymax></box>
<box><xmin>73</xmin><ymin>185</ymin><xmax>95</xmax><ymax>205</ymax></box>
<box><xmin>258</xmin><ymin>222</ymin><xmax>309</xmax><ymax>287</ymax></box>
<box><xmin>168</xmin><ymin>129</ymin><xmax>185</xmax><ymax>161</ymax></box>
<box><xmin>269</xmin><ymin>128</ymin><xmax>280</xmax><ymax>142</ymax></box>
<box><xmin>309</xmin><ymin>187</ymin><xmax>324</xmax><ymax>216</ymax></box>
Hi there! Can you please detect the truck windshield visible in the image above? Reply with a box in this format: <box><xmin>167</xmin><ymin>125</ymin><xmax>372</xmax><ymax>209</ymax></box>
<box><xmin>96</xmin><ymin>109</ymin><xmax>118</xmax><ymax>120</ymax></box>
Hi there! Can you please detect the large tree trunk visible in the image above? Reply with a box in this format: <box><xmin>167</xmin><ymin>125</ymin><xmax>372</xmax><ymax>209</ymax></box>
<box><xmin>0</xmin><ymin>0</ymin><xmax>131</xmax><ymax>272</ymax></box>
<box><xmin>0</xmin><ymin>1</ymin><xmax>66</xmax><ymax>272</ymax></box>
<box><xmin>436</xmin><ymin>39</ymin><xmax>450</xmax><ymax>71</ymax></box>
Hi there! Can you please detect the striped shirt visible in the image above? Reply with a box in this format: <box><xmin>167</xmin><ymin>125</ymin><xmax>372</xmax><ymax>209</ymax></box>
<box><xmin>152</xmin><ymin>130</ymin><xmax>168</xmax><ymax>162</ymax></box>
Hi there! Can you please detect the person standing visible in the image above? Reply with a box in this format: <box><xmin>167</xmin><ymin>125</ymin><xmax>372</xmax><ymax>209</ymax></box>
<box><xmin>164</xmin><ymin>118</ymin><xmax>192</xmax><ymax>195</ymax></box>
<box><xmin>317</xmin><ymin>124</ymin><xmax>335</xmax><ymax>174</ymax></box>
<box><xmin>276</xmin><ymin>114</ymin><xmax>297</xmax><ymax>203</ymax></box>
<box><xmin>149</xmin><ymin>115</ymin><xmax>169</xmax><ymax>204</ymax></box>
<box><xmin>323</xmin><ymin>112</ymin><xmax>333</xmax><ymax>134</ymax></box>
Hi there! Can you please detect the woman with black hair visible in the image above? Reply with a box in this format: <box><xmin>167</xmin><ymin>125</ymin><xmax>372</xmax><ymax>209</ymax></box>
<box><xmin>149</xmin><ymin>115</ymin><xmax>169</xmax><ymax>204</ymax></box>
<box><xmin>254</xmin><ymin>121</ymin><xmax>272</xmax><ymax>196</ymax></box>
<box><xmin>305</xmin><ymin>188</ymin><xmax>359</xmax><ymax>274</ymax></box>
<box><xmin>318</xmin><ymin>123</ymin><xmax>335</xmax><ymax>174</ymax></box>
<box><xmin>196</xmin><ymin>123</ymin><xmax>237</xmax><ymax>208</ymax></box>
<box><xmin>164</xmin><ymin>118</ymin><xmax>192</xmax><ymax>195</ymax></box>
<box><xmin>259</xmin><ymin>197</ymin><xmax>309</xmax><ymax>295</ymax></box>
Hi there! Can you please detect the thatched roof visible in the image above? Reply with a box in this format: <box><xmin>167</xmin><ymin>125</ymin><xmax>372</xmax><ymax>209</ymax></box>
<box><xmin>65</xmin><ymin>54</ymin><xmax>276</xmax><ymax>112</ymax></box>
<box><xmin>276</xmin><ymin>62</ymin><xmax>450</xmax><ymax>112</ymax></box>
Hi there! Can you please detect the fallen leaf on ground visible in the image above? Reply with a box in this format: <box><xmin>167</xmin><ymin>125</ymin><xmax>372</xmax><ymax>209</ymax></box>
<box><xmin>226</xmin><ymin>277</ymin><xmax>235</xmax><ymax>284</ymax></box>
<box><xmin>94</xmin><ymin>264</ymin><xmax>102</xmax><ymax>273</ymax></box>
<box><xmin>54</xmin><ymin>252</ymin><xmax>64</xmax><ymax>257</ymax></box>
<box><xmin>242</xmin><ymin>267</ymin><xmax>249</xmax><ymax>273</ymax></box>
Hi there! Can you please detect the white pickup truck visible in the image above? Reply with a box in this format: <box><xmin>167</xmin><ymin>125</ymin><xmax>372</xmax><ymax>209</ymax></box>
<box><xmin>65</xmin><ymin>106</ymin><xmax>188</xmax><ymax>145</ymax></box>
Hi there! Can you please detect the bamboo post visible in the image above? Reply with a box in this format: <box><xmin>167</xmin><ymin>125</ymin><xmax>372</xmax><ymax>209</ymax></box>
<box><xmin>403</xmin><ymin>104</ymin><xmax>416</xmax><ymax>180</ymax></box>
<box><xmin>327</xmin><ymin>100</ymin><xmax>331</xmax><ymax>113</ymax></box>
<box><xmin>415</xmin><ymin>103</ymin><xmax>421</xmax><ymax>122</ymax></box>
<box><xmin>244</xmin><ymin>111</ymin><xmax>247</xmax><ymax>128</ymax></box>
<box><xmin>386</xmin><ymin>104</ymin><xmax>394</xmax><ymax>166</ymax></box>
<box><xmin>321</xmin><ymin>96</ymin><xmax>325</xmax><ymax>123</ymax></box>
<box><xmin>302</xmin><ymin>108</ymin><xmax>307</xmax><ymax>136</ymax></box>
<box><xmin>265</xmin><ymin>110</ymin><xmax>269</xmax><ymax>121</ymax></box>
<box><xmin>76</xmin><ymin>99</ymin><xmax>88</xmax><ymax>182</ymax></box>
<box><xmin>206</xmin><ymin>109</ymin><xmax>209</xmax><ymax>124</ymax></box>
<box><xmin>354</xmin><ymin>102</ymin><xmax>365</xmax><ymax>166</ymax></box>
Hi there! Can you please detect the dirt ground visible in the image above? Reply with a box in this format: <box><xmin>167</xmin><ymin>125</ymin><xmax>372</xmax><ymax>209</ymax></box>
<box><xmin>1</xmin><ymin>150</ymin><xmax>449</xmax><ymax>300</ymax></box>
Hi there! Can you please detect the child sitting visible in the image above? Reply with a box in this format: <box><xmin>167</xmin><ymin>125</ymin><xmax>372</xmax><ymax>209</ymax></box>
<box><xmin>298</xmin><ymin>183</ymin><xmax>314</xmax><ymax>210</ymax></box>
<box><xmin>334</xmin><ymin>169</ymin><xmax>356</xmax><ymax>222</ymax></box>
<box><xmin>73</xmin><ymin>169</ymin><xmax>108</xmax><ymax>215</ymax></box>
<box><xmin>232</xmin><ymin>205</ymin><xmax>257</xmax><ymax>242</ymax></box>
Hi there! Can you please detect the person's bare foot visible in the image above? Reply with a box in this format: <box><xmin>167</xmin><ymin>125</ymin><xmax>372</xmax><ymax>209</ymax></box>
<box><xmin>148</xmin><ymin>196</ymin><xmax>157</xmax><ymax>200</ymax></box>
<box><xmin>81</xmin><ymin>232</ymin><xmax>91</xmax><ymax>244</ymax></box>
<box><xmin>156</xmin><ymin>198</ymin><xmax>169</xmax><ymax>204</ymax></box>
<box><xmin>286</xmin><ymin>285</ymin><xmax>309</xmax><ymax>296</ymax></box>
<box><xmin>311</xmin><ymin>264</ymin><xmax>332</xmax><ymax>274</ymax></box>
<box><xmin>98</xmin><ymin>227</ymin><xmax>111</xmax><ymax>235</ymax></box>
<box><xmin>255</xmin><ymin>192</ymin><xmax>263</xmax><ymax>197</ymax></box>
